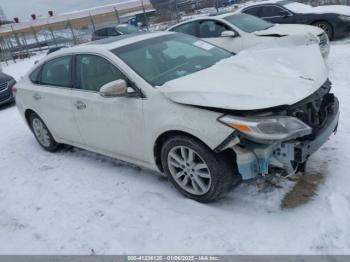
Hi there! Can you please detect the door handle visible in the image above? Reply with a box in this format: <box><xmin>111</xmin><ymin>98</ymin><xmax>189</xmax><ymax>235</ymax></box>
<box><xmin>74</xmin><ymin>100</ymin><xmax>86</xmax><ymax>110</ymax></box>
<box><xmin>33</xmin><ymin>93</ymin><xmax>41</xmax><ymax>100</ymax></box>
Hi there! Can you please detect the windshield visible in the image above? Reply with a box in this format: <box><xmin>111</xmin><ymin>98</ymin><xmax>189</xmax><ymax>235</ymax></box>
<box><xmin>112</xmin><ymin>34</ymin><xmax>231</xmax><ymax>86</ymax></box>
<box><xmin>116</xmin><ymin>24</ymin><xmax>139</xmax><ymax>34</ymax></box>
<box><xmin>224</xmin><ymin>14</ymin><xmax>273</xmax><ymax>33</ymax></box>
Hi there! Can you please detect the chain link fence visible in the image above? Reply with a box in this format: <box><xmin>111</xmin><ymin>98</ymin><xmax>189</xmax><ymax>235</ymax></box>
<box><xmin>0</xmin><ymin>1</ymin><xmax>154</xmax><ymax>64</ymax></box>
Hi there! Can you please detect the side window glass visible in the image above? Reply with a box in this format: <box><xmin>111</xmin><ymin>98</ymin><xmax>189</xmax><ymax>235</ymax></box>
<box><xmin>40</xmin><ymin>56</ymin><xmax>71</xmax><ymax>87</ymax></box>
<box><xmin>199</xmin><ymin>20</ymin><xmax>230</xmax><ymax>38</ymax></box>
<box><xmin>97</xmin><ymin>29</ymin><xmax>107</xmax><ymax>36</ymax></box>
<box><xmin>107</xmin><ymin>28</ymin><xmax>119</xmax><ymax>36</ymax></box>
<box><xmin>262</xmin><ymin>6</ymin><xmax>284</xmax><ymax>17</ymax></box>
<box><xmin>243</xmin><ymin>6</ymin><xmax>261</xmax><ymax>16</ymax></box>
<box><xmin>75</xmin><ymin>55</ymin><xmax>128</xmax><ymax>92</ymax></box>
<box><xmin>171</xmin><ymin>22</ymin><xmax>198</xmax><ymax>36</ymax></box>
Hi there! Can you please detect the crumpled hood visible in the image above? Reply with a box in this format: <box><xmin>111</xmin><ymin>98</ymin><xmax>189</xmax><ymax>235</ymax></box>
<box><xmin>255</xmin><ymin>24</ymin><xmax>323</xmax><ymax>37</ymax></box>
<box><xmin>160</xmin><ymin>44</ymin><xmax>327</xmax><ymax>110</ymax></box>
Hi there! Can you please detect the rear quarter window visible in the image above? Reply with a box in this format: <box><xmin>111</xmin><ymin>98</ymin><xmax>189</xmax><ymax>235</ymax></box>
<box><xmin>29</xmin><ymin>66</ymin><xmax>41</xmax><ymax>84</ymax></box>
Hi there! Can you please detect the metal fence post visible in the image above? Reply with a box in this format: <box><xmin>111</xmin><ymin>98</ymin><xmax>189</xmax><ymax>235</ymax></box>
<box><xmin>175</xmin><ymin>0</ymin><xmax>180</xmax><ymax>22</ymax></box>
<box><xmin>31</xmin><ymin>26</ymin><xmax>42</xmax><ymax>52</ymax></box>
<box><xmin>5</xmin><ymin>37</ymin><xmax>16</xmax><ymax>63</ymax></box>
<box><xmin>21</xmin><ymin>32</ymin><xmax>30</xmax><ymax>58</ymax></box>
<box><xmin>89</xmin><ymin>12</ymin><xmax>96</xmax><ymax>31</ymax></box>
<box><xmin>114</xmin><ymin>7</ymin><xmax>121</xmax><ymax>24</ymax></box>
<box><xmin>10</xmin><ymin>25</ymin><xmax>25</xmax><ymax>60</ymax></box>
<box><xmin>0</xmin><ymin>37</ymin><xmax>9</xmax><ymax>65</ymax></box>
<box><xmin>140</xmin><ymin>0</ymin><xmax>150</xmax><ymax>31</ymax></box>
<box><xmin>67</xmin><ymin>19</ymin><xmax>77</xmax><ymax>45</ymax></box>
<box><xmin>47</xmin><ymin>21</ymin><xmax>58</xmax><ymax>47</ymax></box>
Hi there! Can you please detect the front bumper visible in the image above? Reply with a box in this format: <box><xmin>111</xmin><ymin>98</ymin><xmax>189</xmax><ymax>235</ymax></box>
<box><xmin>276</xmin><ymin>96</ymin><xmax>339</xmax><ymax>163</ymax></box>
<box><xmin>294</xmin><ymin>102</ymin><xmax>338</xmax><ymax>163</ymax></box>
<box><xmin>233</xmin><ymin>96</ymin><xmax>339</xmax><ymax>180</ymax></box>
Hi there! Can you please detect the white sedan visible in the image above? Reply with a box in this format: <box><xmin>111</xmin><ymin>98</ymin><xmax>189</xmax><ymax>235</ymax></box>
<box><xmin>167</xmin><ymin>13</ymin><xmax>329</xmax><ymax>59</ymax></box>
<box><xmin>15</xmin><ymin>32</ymin><xmax>338</xmax><ymax>202</ymax></box>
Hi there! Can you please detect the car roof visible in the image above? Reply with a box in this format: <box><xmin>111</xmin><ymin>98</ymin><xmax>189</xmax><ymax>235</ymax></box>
<box><xmin>49</xmin><ymin>31</ymin><xmax>174</xmax><ymax>56</ymax></box>
<box><xmin>167</xmin><ymin>12</ymin><xmax>246</xmax><ymax>28</ymax></box>
<box><xmin>236</xmin><ymin>0</ymin><xmax>285</xmax><ymax>10</ymax></box>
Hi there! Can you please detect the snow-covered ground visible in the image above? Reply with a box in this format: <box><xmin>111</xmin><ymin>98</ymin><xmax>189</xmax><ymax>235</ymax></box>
<box><xmin>1</xmin><ymin>39</ymin><xmax>350</xmax><ymax>255</ymax></box>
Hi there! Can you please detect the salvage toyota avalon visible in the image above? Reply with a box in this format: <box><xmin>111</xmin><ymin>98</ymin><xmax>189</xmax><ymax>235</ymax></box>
<box><xmin>15</xmin><ymin>32</ymin><xmax>339</xmax><ymax>202</ymax></box>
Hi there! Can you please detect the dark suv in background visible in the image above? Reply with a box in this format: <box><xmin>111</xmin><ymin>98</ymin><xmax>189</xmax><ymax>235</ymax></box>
<box><xmin>0</xmin><ymin>71</ymin><xmax>16</xmax><ymax>106</ymax></box>
<box><xmin>91</xmin><ymin>24</ymin><xmax>139</xmax><ymax>41</ymax></box>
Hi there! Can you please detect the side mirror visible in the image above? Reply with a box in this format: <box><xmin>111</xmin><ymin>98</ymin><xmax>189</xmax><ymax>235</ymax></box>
<box><xmin>100</xmin><ymin>79</ymin><xmax>128</xmax><ymax>97</ymax></box>
<box><xmin>221</xmin><ymin>31</ymin><xmax>236</xmax><ymax>37</ymax></box>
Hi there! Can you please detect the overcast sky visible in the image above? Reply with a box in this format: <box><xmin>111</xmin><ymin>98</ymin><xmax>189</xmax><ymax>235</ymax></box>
<box><xmin>0</xmin><ymin>0</ymin><xmax>130</xmax><ymax>21</ymax></box>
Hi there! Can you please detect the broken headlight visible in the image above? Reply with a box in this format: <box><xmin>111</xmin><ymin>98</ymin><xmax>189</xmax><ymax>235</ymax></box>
<box><xmin>219</xmin><ymin>115</ymin><xmax>312</xmax><ymax>142</ymax></box>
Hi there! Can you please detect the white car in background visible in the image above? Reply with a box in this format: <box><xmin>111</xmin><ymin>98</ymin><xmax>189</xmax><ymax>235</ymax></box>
<box><xmin>167</xmin><ymin>13</ymin><xmax>329</xmax><ymax>59</ymax></box>
<box><xmin>15</xmin><ymin>32</ymin><xmax>338</xmax><ymax>202</ymax></box>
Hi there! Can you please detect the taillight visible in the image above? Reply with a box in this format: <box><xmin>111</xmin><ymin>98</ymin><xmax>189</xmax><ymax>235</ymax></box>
<box><xmin>11</xmin><ymin>85</ymin><xmax>17</xmax><ymax>97</ymax></box>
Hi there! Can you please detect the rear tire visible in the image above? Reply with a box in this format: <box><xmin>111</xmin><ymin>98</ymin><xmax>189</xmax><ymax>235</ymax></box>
<box><xmin>29</xmin><ymin>113</ymin><xmax>59</xmax><ymax>152</ymax></box>
<box><xmin>161</xmin><ymin>135</ymin><xmax>237</xmax><ymax>202</ymax></box>
<box><xmin>313</xmin><ymin>21</ymin><xmax>333</xmax><ymax>40</ymax></box>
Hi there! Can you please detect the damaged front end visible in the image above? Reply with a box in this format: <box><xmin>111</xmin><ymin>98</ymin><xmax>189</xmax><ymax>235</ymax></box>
<box><xmin>217</xmin><ymin>80</ymin><xmax>339</xmax><ymax>180</ymax></box>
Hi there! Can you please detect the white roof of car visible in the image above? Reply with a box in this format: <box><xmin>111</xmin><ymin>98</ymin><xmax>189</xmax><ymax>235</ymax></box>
<box><xmin>49</xmin><ymin>31</ymin><xmax>174</xmax><ymax>56</ymax></box>
<box><xmin>238</xmin><ymin>0</ymin><xmax>283</xmax><ymax>8</ymax></box>
<box><xmin>167</xmin><ymin>12</ymin><xmax>243</xmax><ymax>29</ymax></box>
<box><xmin>168</xmin><ymin>1</ymin><xmax>283</xmax><ymax>25</ymax></box>
<box><xmin>233</xmin><ymin>0</ymin><xmax>287</xmax><ymax>12</ymax></box>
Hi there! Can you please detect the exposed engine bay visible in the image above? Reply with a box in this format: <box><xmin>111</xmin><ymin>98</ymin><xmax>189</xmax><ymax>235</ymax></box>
<box><xmin>215</xmin><ymin>80</ymin><xmax>339</xmax><ymax>180</ymax></box>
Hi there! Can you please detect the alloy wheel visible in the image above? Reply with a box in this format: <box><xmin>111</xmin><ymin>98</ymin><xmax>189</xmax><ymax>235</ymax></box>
<box><xmin>32</xmin><ymin>117</ymin><xmax>51</xmax><ymax>147</ymax></box>
<box><xmin>167</xmin><ymin>146</ymin><xmax>212</xmax><ymax>195</ymax></box>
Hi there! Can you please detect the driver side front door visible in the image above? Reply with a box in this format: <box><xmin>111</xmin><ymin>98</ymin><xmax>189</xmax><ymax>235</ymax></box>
<box><xmin>70</xmin><ymin>54</ymin><xmax>146</xmax><ymax>162</ymax></box>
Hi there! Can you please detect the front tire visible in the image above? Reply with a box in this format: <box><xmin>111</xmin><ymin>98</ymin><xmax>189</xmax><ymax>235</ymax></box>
<box><xmin>29</xmin><ymin>113</ymin><xmax>59</xmax><ymax>152</ymax></box>
<box><xmin>161</xmin><ymin>135</ymin><xmax>236</xmax><ymax>202</ymax></box>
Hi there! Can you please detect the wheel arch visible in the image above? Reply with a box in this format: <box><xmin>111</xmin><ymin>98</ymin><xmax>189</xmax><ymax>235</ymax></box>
<box><xmin>24</xmin><ymin>108</ymin><xmax>37</xmax><ymax>130</ymax></box>
<box><xmin>153</xmin><ymin>130</ymin><xmax>211</xmax><ymax>172</ymax></box>
<box><xmin>153</xmin><ymin>130</ymin><xmax>237</xmax><ymax>173</ymax></box>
